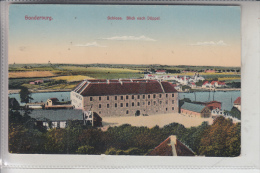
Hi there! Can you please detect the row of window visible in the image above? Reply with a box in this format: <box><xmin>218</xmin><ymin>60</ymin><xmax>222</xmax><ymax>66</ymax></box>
<box><xmin>98</xmin><ymin>107</ymin><xmax>175</xmax><ymax>115</ymax></box>
<box><xmin>90</xmin><ymin>93</ymin><xmax>175</xmax><ymax>101</ymax></box>
<box><xmin>98</xmin><ymin>100</ymin><xmax>175</xmax><ymax>108</ymax></box>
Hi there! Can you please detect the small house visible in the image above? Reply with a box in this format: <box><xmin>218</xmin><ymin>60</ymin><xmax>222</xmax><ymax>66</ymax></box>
<box><xmin>233</xmin><ymin>97</ymin><xmax>241</xmax><ymax>111</ymax></box>
<box><xmin>46</xmin><ymin>98</ymin><xmax>59</xmax><ymax>106</ymax></box>
<box><xmin>181</xmin><ymin>102</ymin><xmax>211</xmax><ymax>118</ymax></box>
<box><xmin>147</xmin><ymin>135</ymin><xmax>195</xmax><ymax>156</ymax></box>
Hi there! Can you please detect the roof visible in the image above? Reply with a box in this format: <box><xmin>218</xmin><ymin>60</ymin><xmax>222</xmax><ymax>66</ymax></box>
<box><xmin>181</xmin><ymin>102</ymin><xmax>206</xmax><ymax>113</ymax></box>
<box><xmin>23</xmin><ymin>109</ymin><xmax>83</xmax><ymax>121</ymax></box>
<box><xmin>234</xmin><ymin>97</ymin><xmax>241</xmax><ymax>105</ymax></box>
<box><xmin>73</xmin><ymin>80</ymin><xmax>177</xmax><ymax>96</ymax></box>
<box><xmin>202</xmin><ymin>81</ymin><xmax>209</xmax><ymax>85</ymax></box>
<box><xmin>147</xmin><ymin>135</ymin><xmax>195</xmax><ymax>156</ymax></box>
<box><xmin>211</xmin><ymin>81</ymin><xmax>226</xmax><ymax>85</ymax></box>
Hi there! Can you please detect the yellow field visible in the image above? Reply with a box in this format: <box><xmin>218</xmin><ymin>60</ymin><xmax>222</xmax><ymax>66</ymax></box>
<box><xmin>51</xmin><ymin>75</ymin><xmax>94</xmax><ymax>82</ymax></box>
<box><xmin>9</xmin><ymin>71</ymin><xmax>56</xmax><ymax>78</ymax></box>
<box><xmin>218</xmin><ymin>77</ymin><xmax>241</xmax><ymax>81</ymax></box>
<box><xmin>61</xmin><ymin>66</ymin><xmax>143</xmax><ymax>73</ymax></box>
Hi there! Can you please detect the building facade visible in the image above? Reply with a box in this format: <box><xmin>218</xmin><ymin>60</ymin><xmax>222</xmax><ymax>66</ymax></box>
<box><xmin>71</xmin><ymin>79</ymin><xmax>179</xmax><ymax>117</ymax></box>
<box><xmin>181</xmin><ymin>102</ymin><xmax>211</xmax><ymax>118</ymax></box>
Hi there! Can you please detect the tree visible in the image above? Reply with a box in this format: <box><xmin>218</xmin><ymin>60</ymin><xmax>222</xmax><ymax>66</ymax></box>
<box><xmin>19</xmin><ymin>86</ymin><xmax>33</xmax><ymax>103</ymax></box>
<box><xmin>198</xmin><ymin>117</ymin><xmax>241</xmax><ymax>157</ymax></box>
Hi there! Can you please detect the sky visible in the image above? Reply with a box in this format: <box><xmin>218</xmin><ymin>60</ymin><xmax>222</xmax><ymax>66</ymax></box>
<box><xmin>9</xmin><ymin>5</ymin><xmax>241</xmax><ymax>66</ymax></box>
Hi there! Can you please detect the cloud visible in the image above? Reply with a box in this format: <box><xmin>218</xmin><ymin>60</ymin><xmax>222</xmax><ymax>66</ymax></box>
<box><xmin>100</xmin><ymin>35</ymin><xmax>156</xmax><ymax>41</ymax></box>
<box><xmin>190</xmin><ymin>40</ymin><xmax>228</xmax><ymax>46</ymax></box>
<box><xmin>74</xmin><ymin>42</ymin><xmax>106</xmax><ymax>47</ymax></box>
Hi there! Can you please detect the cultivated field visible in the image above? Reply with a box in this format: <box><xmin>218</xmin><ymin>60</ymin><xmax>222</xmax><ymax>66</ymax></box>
<box><xmin>102</xmin><ymin>113</ymin><xmax>214</xmax><ymax>129</ymax></box>
<box><xmin>9</xmin><ymin>71</ymin><xmax>56</xmax><ymax>78</ymax></box>
<box><xmin>51</xmin><ymin>75</ymin><xmax>94</xmax><ymax>82</ymax></box>
<box><xmin>61</xmin><ymin>66</ymin><xmax>143</xmax><ymax>73</ymax></box>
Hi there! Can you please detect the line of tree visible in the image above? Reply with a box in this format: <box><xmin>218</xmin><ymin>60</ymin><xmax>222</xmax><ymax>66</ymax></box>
<box><xmin>9</xmin><ymin>110</ymin><xmax>240</xmax><ymax>157</ymax></box>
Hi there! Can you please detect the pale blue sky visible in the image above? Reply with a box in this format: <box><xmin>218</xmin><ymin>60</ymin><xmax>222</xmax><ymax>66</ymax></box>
<box><xmin>9</xmin><ymin>5</ymin><xmax>241</xmax><ymax>66</ymax></box>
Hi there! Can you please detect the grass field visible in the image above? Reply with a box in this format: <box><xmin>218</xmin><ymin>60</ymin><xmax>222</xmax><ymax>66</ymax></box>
<box><xmin>9</xmin><ymin>71</ymin><xmax>56</xmax><ymax>78</ymax></box>
<box><xmin>51</xmin><ymin>75</ymin><xmax>94</xmax><ymax>82</ymax></box>
<box><xmin>60</xmin><ymin>66</ymin><xmax>143</xmax><ymax>73</ymax></box>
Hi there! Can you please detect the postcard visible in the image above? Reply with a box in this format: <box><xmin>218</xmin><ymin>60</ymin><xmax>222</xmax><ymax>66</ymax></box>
<box><xmin>7</xmin><ymin>4</ymin><xmax>241</xmax><ymax>158</ymax></box>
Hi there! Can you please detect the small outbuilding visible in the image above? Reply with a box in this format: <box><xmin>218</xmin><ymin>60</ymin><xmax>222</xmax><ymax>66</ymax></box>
<box><xmin>181</xmin><ymin>102</ymin><xmax>211</xmax><ymax>118</ymax></box>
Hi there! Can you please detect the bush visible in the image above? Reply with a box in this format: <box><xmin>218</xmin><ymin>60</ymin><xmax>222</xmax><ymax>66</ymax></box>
<box><xmin>105</xmin><ymin>147</ymin><xmax>117</xmax><ymax>155</ymax></box>
<box><xmin>76</xmin><ymin>145</ymin><xmax>95</xmax><ymax>154</ymax></box>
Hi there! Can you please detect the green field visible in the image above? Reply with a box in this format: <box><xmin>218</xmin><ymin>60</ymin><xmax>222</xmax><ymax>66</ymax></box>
<box><xmin>8</xmin><ymin>63</ymin><xmax>240</xmax><ymax>90</ymax></box>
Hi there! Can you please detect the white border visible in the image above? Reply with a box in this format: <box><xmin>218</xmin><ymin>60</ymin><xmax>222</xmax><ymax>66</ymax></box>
<box><xmin>1</xmin><ymin>0</ymin><xmax>260</xmax><ymax>170</ymax></box>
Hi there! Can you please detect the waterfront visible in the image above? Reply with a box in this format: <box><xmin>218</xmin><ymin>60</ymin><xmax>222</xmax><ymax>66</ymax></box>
<box><xmin>9</xmin><ymin>90</ymin><xmax>240</xmax><ymax>111</ymax></box>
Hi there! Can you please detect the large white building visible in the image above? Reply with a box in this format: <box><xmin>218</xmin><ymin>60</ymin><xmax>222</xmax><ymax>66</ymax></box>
<box><xmin>71</xmin><ymin>79</ymin><xmax>179</xmax><ymax>117</ymax></box>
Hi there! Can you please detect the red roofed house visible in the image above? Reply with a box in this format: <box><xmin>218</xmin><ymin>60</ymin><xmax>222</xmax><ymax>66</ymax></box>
<box><xmin>210</xmin><ymin>81</ymin><xmax>226</xmax><ymax>88</ymax></box>
<box><xmin>147</xmin><ymin>135</ymin><xmax>195</xmax><ymax>156</ymax></box>
<box><xmin>202</xmin><ymin>81</ymin><xmax>211</xmax><ymax>88</ymax></box>
<box><xmin>71</xmin><ymin>79</ymin><xmax>178</xmax><ymax>117</ymax></box>
<box><xmin>156</xmin><ymin>70</ymin><xmax>166</xmax><ymax>74</ymax></box>
<box><xmin>234</xmin><ymin>97</ymin><xmax>241</xmax><ymax>111</ymax></box>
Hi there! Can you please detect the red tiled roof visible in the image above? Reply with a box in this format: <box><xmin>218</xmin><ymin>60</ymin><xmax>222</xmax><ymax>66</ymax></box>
<box><xmin>234</xmin><ymin>97</ymin><xmax>241</xmax><ymax>105</ymax></box>
<box><xmin>161</xmin><ymin>82</ymin><xmax>178</xmax><ymax>93</ymax></box>
<box><xmin>147</xmin><ymin>137</ymin><xmax>173</xmax><ymax>156</ymax></box>
<box><xmin>202</xmin><ymin>81</ymin><xmax>209</xmax><ymax>85</ymax></box>
<box><xmin>148</xmin><ymin>136</ymin><xmax>195</xmax><ymax>156</ymax></box>
<box><xmin>74</xmin><ymin>80</ymin><xmax>177</xmax><ymax>96</ymax></box>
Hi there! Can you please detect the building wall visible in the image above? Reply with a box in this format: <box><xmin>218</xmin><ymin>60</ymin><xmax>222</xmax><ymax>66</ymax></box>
<box><xmin>180</xmin><ymin>109</ymin><xmax>201</xmax><ymax>118</ymax></box>
<box><xmin>201</xmin><ymin>108</ymin><xmax>211</xmax><ymax>118</ymax></box>
<box><xmin>71</xmin><ymin>91</ymin><xmax>84</xmax><ymax>109</ymax></box>
<box><xmin>80</xmin><ymin>92</ymin><xmax>178</xmax><ymax>117</ymax></box>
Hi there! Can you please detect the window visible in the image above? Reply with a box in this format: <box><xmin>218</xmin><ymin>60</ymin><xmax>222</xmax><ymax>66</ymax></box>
<box><xmin>90</xmin><ymin>97</ymin><xmax>93</xmax><ymax>101</ymax></box>
<box><xmin>172</xmin><ymin>107</ymin><xmax>174</xmax><ymax>110</ymax></box>
<box><xmin>120</xmin><ymin>103</ymin><xmax>123</xmax><ymax>107</ymax></box>
<box><xmin>160</xmin><ymin>101</ymin><xmax>162</xmax><ymax>105</ymax></box>
<box><xmin>172</xmin><ymin>94</ymin><xmax>174</xmax><ymax>97</ymax></box>
<box><xmin>126</xmin><ymin>103</ymin><xmax>128</xmax><ymax>107</ymax></box>
<box><xmin>172</xmin><ymin>100</ymin><xmax>174</xmax><ymax>104</ymax></box>
<box><xmin>99</xmin><ymin>97</ymin><xmax>101</xmax><ymax>101</ymax></box>
<box><xmin>153</xmin><ymin>94</ymin><xmax>156</xmax><ymax>98</ymax></box>
<box><xmin>126</xmin><ymin>110</ymin><xmax>129</xmax><ymax>114</ymax></box>
<box><xmin>132</xmin><ymin>102</ymin><xmax>134</xmax><ymax>106</ymax></box>
<box><xmin>154</xmin><ymin>101</ymin><xmax>156</xmax><ymax>105</ymax></box>
<box><xmin>99</xmin><ymin>104</ymin><xmax>101</xmax><ymax>108</ymax></box>
<box><xmin>166</xmin><ymin>108</ymin><xmax>168</xmax><ymax>111</ymax></box>
<box><xmin>148</xmin><ymin>101</ymin><xmax>150</xmax><ymax>105</ymax></box>
<box><xmin>99</xmin><ymin>111</ymin><xmax>101</xmax><ymax>114</ymax></box>
<box><xmin>143</xmin><ymin>102</ymin><xmax>145</xmax><ymax>105</ymax></box>
<box><xmin>132</xmin><ymin>95</ymin><xmax>134</xmax><ymax>99</ymax></box>
<box><xmin>107</xmin><ymin>104</ymin><xmax>109</xmax><ymax>108</ymax></box>
<box><xmin>126</xmin><ymin>95</ymin><xmax>129</xmax><ymax>99</ymax></box>
<box><xmin>148</xmin><ymin>95</ymin><xmax>150</xmax><ymax>99</ymax></box>
<box><xmin>166</xmin><ymin>101</ymin><xmax>168</xmax><ymax>104</ymax></box>
<box><xmin>89</xmin><ymin>115</ymin><xmax>92</xmax><ymax>118</ymax></box>
<box><xmin>143</xmin><ymin>95</ymin><xmax>145</xmax><ymax>99</ymax></box>
<box><xmin>115</xmin><ymin>103</ymin><xmax>117</xmax><ymax>107</ymax></box>
<box><xmin>115</xmin><ymin>96</ymin><xmax>117</xmax><ymax>100</ymax></box>
<box><xmin>159</xmin><ymin>94</ymin><xmax>162</xmax><ymax>98</ymax></box>
<box><xmin>107</xmin><ymin>96</ymin><xmax>109</xmax><ymax>100</ymax></box>
<box><xmin>137</xmin><ymin>102</ymin><xmax>140</xmax><ymax>106</ymax></box>
<box><xmin>166</xmin><ymin>94</ymin><xmax>168</xmax><ymax>98</ymax></box>
<box><xmin>137</xmin><ymin>95</ymin><xmax>140</xmax><ymax>99</ymax></box>
<box><xmin>121</xmin><ymin>96</ymin><xmax>123</xmax><ymax>100</ymax></box>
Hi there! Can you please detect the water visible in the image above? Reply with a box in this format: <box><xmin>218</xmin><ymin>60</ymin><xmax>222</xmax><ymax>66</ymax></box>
<box><xmin>9</xmin><ymin>91</ymin><xmax>70</xmax><ymax>106</ymax></box>
<box><xmin>179</xmin><ymin>91</ymin><xmax>240</xmax><ymax>111</ymax></box>
<box><xmin>9</xmin><ymin>90</ymin><xmax>240</xmax><ymax>111</ymax></box>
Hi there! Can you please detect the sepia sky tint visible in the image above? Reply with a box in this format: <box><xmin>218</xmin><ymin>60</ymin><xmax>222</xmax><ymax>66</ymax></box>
<box><xmin>9</xmin><ymin>5</ymin><xmax>241</xmax><ymax>66</ymax></box>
